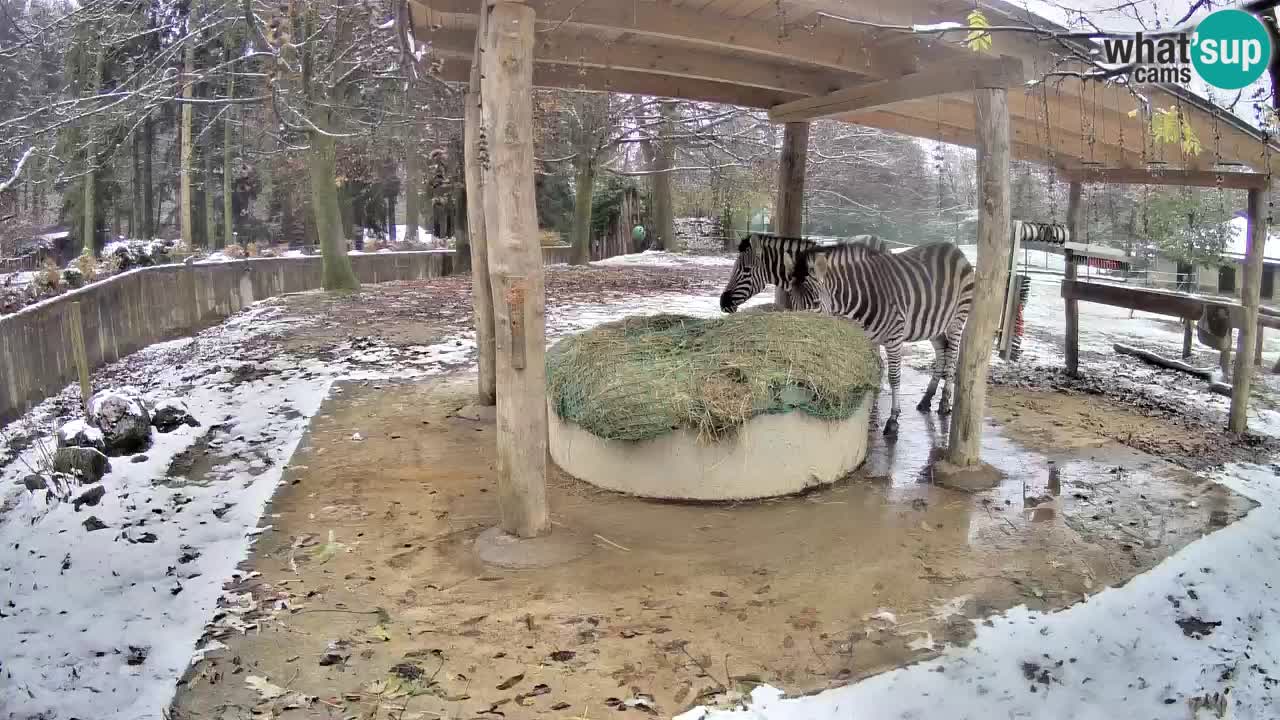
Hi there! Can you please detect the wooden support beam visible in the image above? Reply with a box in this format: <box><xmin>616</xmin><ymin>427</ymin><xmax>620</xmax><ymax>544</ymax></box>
<box><xmin>434</xmin><ymin>56</ymin><xmax>801</xmax><ymax>109</ymax></box>
<box><xmin>773</xmin><ymin>121</ymin><xmax>809</xmax><ymax>309</ymax></box>
<box><xmin>1063</xmin><ymin>182</ymin><xmax>1082</xmax><ymax>377</ymax></box>
<box><xmin>1058</xmin><ymin>167</ymin><xmax>1270</xmax><ymax>190</ymax></box>
<box><xmin>1230</xmin><ymin>188</ymin><xmax>1267</xmax><ymax>433</ymax></box>
<box><xmin>414</xmin><ymin>0</ymin><xmax>917</xmax><ymax>78</ymax></box>
<box><xmin>480</xmin><ymin>1</ymin><xmax>550</xmax><ymax>538</ymax></box>
<box><xmin>769</xmin><ymin>55</ymin><xmax>1024</xmax><ymax>123</ymax></box>
<box><xmin>947</xmin><ymin>86</ymin><xmax>1012</xmax><ymax>468</ymax></box>
<box><xmin>426</xmin><ymin>28</ymin><xmax>848</xmax><ymax>96</ymax></box>
<box><xmin>465</xmin><ymin>11</ymin><xmax>495</xmax><ymax>405</ymax></box>
<box><xmin>1061</xmin><ymin>280</ymin><xmax>1207</xmax><ymax>319</ymax></box>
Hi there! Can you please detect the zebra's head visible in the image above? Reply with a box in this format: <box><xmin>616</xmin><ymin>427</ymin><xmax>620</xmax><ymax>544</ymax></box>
<box><xmin>719</xmin><ymin>236</ymin><xmax>770</xmax><ymax>313</ymax></box>
<box><xmin>787</xmin><ymin>245</ymin><xmax>849</xmax><ymax>314</ymax></box>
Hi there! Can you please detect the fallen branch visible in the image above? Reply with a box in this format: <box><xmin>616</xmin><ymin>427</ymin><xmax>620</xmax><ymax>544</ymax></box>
<box><xmin>1113</xmin><ymin>343</ymin><xmax>1213</xmax><ymax>380</ymax></box>
<box><xmin>1113</xmin><ymin>343</ymin><xmax>1234</xmax><ymax>397</ymax></box>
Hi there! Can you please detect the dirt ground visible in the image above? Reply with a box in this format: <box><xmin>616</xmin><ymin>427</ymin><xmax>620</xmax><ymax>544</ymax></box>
<box><xmin>170</xmin><ymin>365</ymin><xmax>1255</xmax><ymax>720</ymax></box>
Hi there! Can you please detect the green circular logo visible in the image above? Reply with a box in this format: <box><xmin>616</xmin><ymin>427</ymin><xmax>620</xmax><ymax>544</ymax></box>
<box><xmin>1192</xmin><ymin>9</ymin><xmax>1272</xmax><ymax>90</ymax></box>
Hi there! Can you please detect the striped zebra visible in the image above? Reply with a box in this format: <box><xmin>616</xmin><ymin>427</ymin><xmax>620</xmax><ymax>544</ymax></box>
<box><xmin>718</xmin><ymin>233</ymin><xmax>888</xmax><ymax>313</ymax></box>
<box><xmin>785</xmin><ymin>241</ymin><xmax>975</xmax><ymax>436</ymax></box>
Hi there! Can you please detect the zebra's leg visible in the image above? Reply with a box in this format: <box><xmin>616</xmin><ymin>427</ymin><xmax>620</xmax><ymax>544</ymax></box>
<box><xmin>883</xmin><ymin>341</ymin><xmax>903</xmax><ymax>437</ymax></box>
<box><xmin>937</xmin><ymin>318</ymin><xmax>965</xmax><ymax>416</ymax></box>
<box><xmin>916</xmin><ymin>336</ymin><xmax>947</xmax><ymax>411</ymax></box>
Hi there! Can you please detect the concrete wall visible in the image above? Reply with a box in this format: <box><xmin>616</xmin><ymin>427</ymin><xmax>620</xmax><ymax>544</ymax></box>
<box><xmin>1</xmin><ymin>248</ymin><xmax>571</xmax><ymax>425</ymax></box>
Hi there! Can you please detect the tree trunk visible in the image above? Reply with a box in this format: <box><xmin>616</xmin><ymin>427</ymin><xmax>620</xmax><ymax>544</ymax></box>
<box><xmin>308</xmin><ymin>129</ymin><xmax>360</xmax><ymax>291</ymax></box>
<box><xmin>83</xmin><ymin>47</ymin><xmax>105</xmax><ymax>257</ymax></box>
<box><xmin>1230</xmin><ymin>188</ymin><xmax>1266</xmax><ymax>433</ymax></box>
<box><xmin>464</xmin><ymin>85</ymin><xmax>495</xmax><ymax>403</ymax></box>
<box><xmin>204</xmin><ymin>118</ymin><xmax>217</xmax><ymax>248</ymax></box>
<box><xmin>387</xmin><ymin>191</ymin><xmax>398</xmax><ymax>242</ymax></box>
<box><xmin>653</xmin><ymin>101</ymin><xmax>677</xmax><ymax>250</ymax></box>
<box><xmin>179</xmin><ymin>36</ymin><xmax>195</xmax><ymax>249</ymax></box>
<box><xmin>224</xmin><ymin>66</ymin><xmax>235</xmax><ymax>249</ymax></box>
<box><xmin>947</xmin><ymin>87</ymin><xmax>1012</xmax><ymax>468</ymax></box>
<box><xmin>132</xmin><ymin>130</ymin><xmax>143</xmax><ymax>238</ymax></box>
<box><xmin>480</xmin><ymin>1</ymin><xmax>549</xmax><ymax>537</ymax></box>
<box><xmin>405</xmin><ymin>148</ymin><xmax>420</xmax><ymax>245</ymax></box>
<box><xmin>143</xmin><ymin>115</ymin><xmax>154</xmax><ymax>240</ymax></box>
<box><xmin>570</xmin><ymin>155</ymin><xmax>594</xmax><ymax>265</ymax></box>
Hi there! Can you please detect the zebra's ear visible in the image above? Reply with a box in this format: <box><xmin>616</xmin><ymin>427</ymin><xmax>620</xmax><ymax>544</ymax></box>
<box><xmin>751</xmin><ymin>241</ymin><xmax>764</xmax><ymax>261</ymax></box>
<box><xmin>782</xmin><ymin>252</ymin><xmax>795</xmax><ymax>278</ymax></box>
<box><xmin>814</xmin><ymin>253</ymin><xmax>830</xmax><ymax>282</ymax></box>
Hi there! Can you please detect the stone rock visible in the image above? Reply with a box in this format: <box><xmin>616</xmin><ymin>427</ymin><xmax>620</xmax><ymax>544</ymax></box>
<box><xmin>22</xmin><ymin>474</ymin><xmax>47</xmax><ymax>492</ymax></box>
<box><xmin>83</xmin><ymin>515</ymin><xmax>108</xmax><ymax>531</ymax></box>
<box><xmin>73</xmin><ymin>484</ymin><xmax>106</xmax><ymax>511</ymax></box>
<box><xmin>152</xmin><ymin>398</ymin><xmax>198</xmax><ymax>433</ymax></box>
<box><xmin>53</xmin><ymin>446</ymin><xmax>111</xmax><ymax>484</ymax></box>
<box><xmin>88</xmin><ymin>389</ymin><xmax>152</xmax><ymax>454</ymax></box>
<box><xmin>57</xmin><ymin>419</ymin><xmax>106</xmax><ymax>453</ymax></box>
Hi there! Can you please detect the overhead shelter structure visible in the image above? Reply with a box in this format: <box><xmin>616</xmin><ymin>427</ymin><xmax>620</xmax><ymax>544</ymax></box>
<box><xmin>410</xmin><ymin>0</ymin><xmax>1278</xmax><ymax>539</ymax></box>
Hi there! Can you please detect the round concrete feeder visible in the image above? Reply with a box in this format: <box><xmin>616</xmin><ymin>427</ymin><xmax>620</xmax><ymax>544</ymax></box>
<box><xmin>547</xmin><ymin>398</ymin><xmax>871</xmax><ymax>501</ymax></box>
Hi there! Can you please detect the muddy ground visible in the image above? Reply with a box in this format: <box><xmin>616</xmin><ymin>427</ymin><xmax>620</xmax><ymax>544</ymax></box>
<box><xmin>169</xmin><ymin>360</ymin><xmax>1255</xmax><ymax>720</ymax></box>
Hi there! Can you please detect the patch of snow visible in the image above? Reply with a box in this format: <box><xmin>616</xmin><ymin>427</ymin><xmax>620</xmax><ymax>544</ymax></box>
<box><xmin>911</xmin><ymin>21</ymin><xmax>965</xmax><ymax>31</ymax></box>
<box><xmin>56</xmin><ymin>418</ymin><xmax>103</xmax><ymax>445</ymax></box>
<box><xmin>593</xmin><ymin>250</ymin><xmax>736</xmax><ymax>268</ymax></box>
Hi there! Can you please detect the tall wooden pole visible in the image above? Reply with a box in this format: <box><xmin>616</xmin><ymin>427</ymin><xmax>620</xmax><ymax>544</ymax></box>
<box><xmin>946</xmin><ymin>88</ymin><xmax>1011</xmax><ymax>467</ymax></box>
<box><xmin>466</xmin><ymin>2</ymin><xmax>496</xmax><ymax>405</ymax></box>
<box><xmin>1229</xmin><ymin>188</ymin><xmax>1266</xmax><ymax>433</ymax></box>
<box><xmin>480</xmin><ymin>1</ymin><xmax>550</xmax><ymax>537</ymax></box>
<box><xmin>1063</xmin><ymin>182</ymin><xmax>1083</xmax><ymax>376</ymax></box>
<box><xmin>773</xmin><ymin>121</ymin><xmax>809</xmax><ymax>308</ymax></box>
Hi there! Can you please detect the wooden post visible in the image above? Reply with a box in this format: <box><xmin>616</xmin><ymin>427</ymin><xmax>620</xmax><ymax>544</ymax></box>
<box><xmin>68</xmin><ymin>302</ymin><xmax>91</xmax><ymax>415</ymax></box>
<box><xmin>1182</xmin><ymin>320</ymin><xmax>1193</xmax><ymax>359</ymax></box>
<box><xmin>772</xmin><ymin>121</ymin><xmax>808</xmax><ymax>309</ymax></box>
<box><xmin>480</xmin><ymin>1</ymin><xmax>550</xmax><ymax>537</ymax></box>
<box><xmin>1255</xmin><ymin>327</ymin><xmax>1264</xmax><ymax>364</ymax></box>
<box><xmin>946</xmin><ymin>88</ymin><xmax>1011</xmax><ymax>467</ymax></box>
<box><xmin>1063</xmin><ymin>182</ymin><xmax>1083</xmax><ymax>376</ymax></box>
<box><xmin>1229</xmin><ymin>188</ymin><xmax>1266</xmax><ymax>433</ymax></box>
<box><xmin>465</xmin><ymin>8</ymin><xmax>496</xmax><ymax>405</ymax></box>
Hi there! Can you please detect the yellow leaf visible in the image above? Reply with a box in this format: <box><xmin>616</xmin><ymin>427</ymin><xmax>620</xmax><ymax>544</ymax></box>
<box><xmin>370</xmin><ymin>624</ymin><xmax>391</xmax><ymax>642</ymax></box>
<box><xmin>965</xmin><ymin>10</ymin><xmax>993</xmax><ymax>52</ymax></box>
<box><xmin>1127</xmin><ymin>109</ymin><xmax>1139</xmax><ymax>118</ymax></box>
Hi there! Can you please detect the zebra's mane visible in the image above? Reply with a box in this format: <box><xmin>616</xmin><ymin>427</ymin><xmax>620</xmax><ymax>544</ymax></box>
<box><xmin>737</xmin><ymin>232</ymin><xmax>820</xmax><ymax>255</ymax></box>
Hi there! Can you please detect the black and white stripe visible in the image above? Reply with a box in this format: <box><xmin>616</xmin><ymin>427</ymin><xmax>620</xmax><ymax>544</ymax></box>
<box><xmin>787</xmin><ymin>241</ymin><xmax>975</xmax><ymax>436</ymax></box>
<box><xmin>719</xmin><ymin>233</ymin><xmax>887</xmax><ymax>313</ymax></box>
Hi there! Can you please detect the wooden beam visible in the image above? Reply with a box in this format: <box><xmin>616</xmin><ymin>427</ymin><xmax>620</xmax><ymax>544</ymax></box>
<box><xmin>425</xmin><ymin>27</ymin><xmax>848</xmax><ymax>96</ymax></box>
<box><xmin>769</xmin><ymin>55</ymin><xmax>1024</xmax><ymax>123</ymax></box>
<box><xmin>1059</xmin><ymin>167</ymin><xmax>1270</xmax><ymax>190</ymax></box>
<box><xmin>480</xmin><ymin>1</ymin><xmax>549</xmax><ymax>538</ymax></box>
<box><xmin>1061</xmin><ymin>280</ymin><xmax>1208</xmax><ymax>319</ymax></box>
<box><xmin>434</xmin><ymin>57</ymin><xmax>801</xmax><ymax>109</ymax></box>
<box><xmin>465</xmin><ymin>9</ymin><xmax>495</xmax><ymax>405</ymax></box>
<box><xmin>1064</xmin><ymin>182</ymin><xmax>1082</xmax><ymax>377</ymax></box>
<box><xmin>413</xmin><ymin>0</ymin><xmax>917</xmax><ymax>78</ymax></box>
<box><xmin>773</xmin><ymin>121</ymin><xmax>809</xmax><ymax>309</ymax></box>
<box><xmin>947</xmin><ymin>86</ymin><xmax>1012</xmax><ymax>467</ymax></box>
<box><xmin>1230</xmin><ymin>188</ymin><xmax>1267</xmax><ymax>433</ymax></box>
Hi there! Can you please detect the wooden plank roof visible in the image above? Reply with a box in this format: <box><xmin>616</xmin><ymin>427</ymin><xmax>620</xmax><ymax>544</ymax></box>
<box><xmin>412</xmin><ymin>0</ymin><xmax>1279</xmax><ymax>175</ymax></box>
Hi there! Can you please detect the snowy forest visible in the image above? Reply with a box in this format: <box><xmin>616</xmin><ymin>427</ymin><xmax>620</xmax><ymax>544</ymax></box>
<box><xmin>0</xmin><ymin>0</ymin><xmax>1267</xmax><ymax>305</ymax></box>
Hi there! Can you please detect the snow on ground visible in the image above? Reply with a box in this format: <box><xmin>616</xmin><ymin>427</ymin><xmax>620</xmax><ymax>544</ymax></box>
<box><xmin>3</xmin><ymin>247</ymin><xmax>1280</xmax><ymax>719</ymax></box>
<box><xmin>594</xmin><ymin>249</ymin><xmax>736</xmax><ymax>268</ymax></box>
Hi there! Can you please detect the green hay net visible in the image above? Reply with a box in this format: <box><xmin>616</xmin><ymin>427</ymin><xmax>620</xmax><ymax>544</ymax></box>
<box><xmin>546</xmin><ymin>313</ymin><xmax>882</xmax><ymax>442</ymax></box>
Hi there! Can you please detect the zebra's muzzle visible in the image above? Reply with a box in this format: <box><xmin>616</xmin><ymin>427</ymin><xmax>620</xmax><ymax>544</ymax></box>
<box><xmin>719</xmin><ymin>292</ymin><xmax>737</xmax><ymax>313</ymax></box>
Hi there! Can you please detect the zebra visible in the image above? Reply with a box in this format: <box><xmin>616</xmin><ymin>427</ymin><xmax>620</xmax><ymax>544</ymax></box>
<box><xmin>718</xmin><ymin>233</ymin><xmax>888</xmax><ymax>313</ymax></box>
<box><xmin>784</xmin><ymin>241</ymin><xmax>975</xmax><ymax>437</ymax></box>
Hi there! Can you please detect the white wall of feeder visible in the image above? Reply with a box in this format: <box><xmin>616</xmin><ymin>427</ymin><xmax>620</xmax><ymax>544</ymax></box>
<box><xmin>547</xmin><ymin>398</ymin><xmax>872</xmax><ymax>502</ymax></box>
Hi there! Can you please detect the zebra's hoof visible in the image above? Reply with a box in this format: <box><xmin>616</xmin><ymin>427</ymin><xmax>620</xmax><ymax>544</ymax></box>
<box><xmin>937</xmin><ymin>404</ymin><xmax>951</xmax><ymax>417</ymax></box>
<box><xmin>883</xmin><ymin>419</ymin><xmax>899</xmax><ymax>437</ymax></box>
<box><xmin>915</xmin><ymin>398</ymin><xmax>932</xmax><ymax>412</ymax></box>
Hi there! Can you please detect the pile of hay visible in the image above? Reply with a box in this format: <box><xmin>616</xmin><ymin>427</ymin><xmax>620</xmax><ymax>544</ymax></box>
<box><xmin>546</xmin><ymin>313</ymin><xmax>881</xmax><ymax>442</ymax></box>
